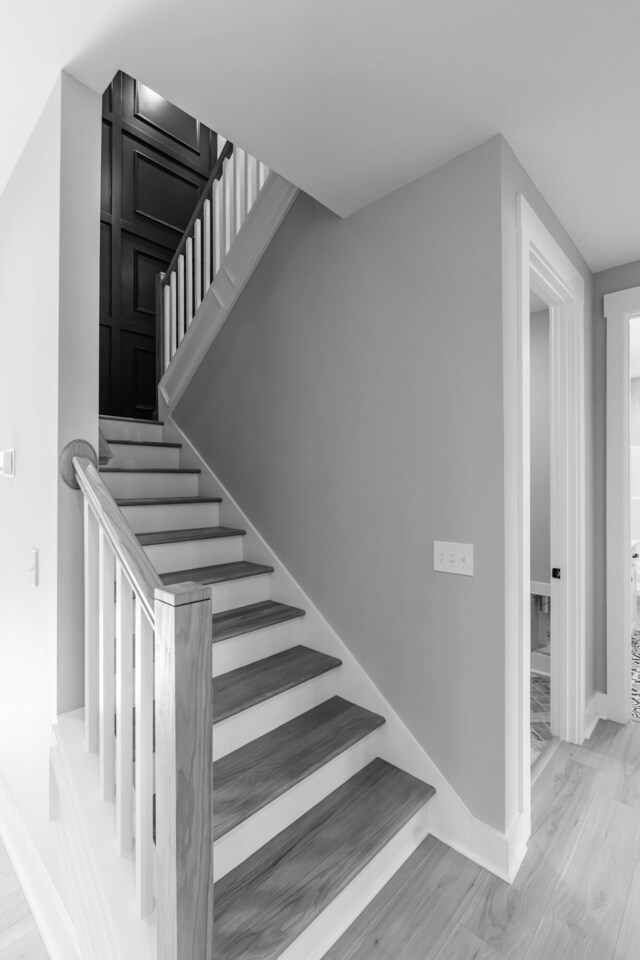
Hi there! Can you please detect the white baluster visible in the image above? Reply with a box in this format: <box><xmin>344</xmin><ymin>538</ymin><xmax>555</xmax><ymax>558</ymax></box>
<box><xmin>224</xmin><ymin>153</ymin><xmax>236</xmax><ymax>255</ymax></box>
<box><xmin>177</xmin><ymin>255</ymin><xmax>185</xmax><ymax>344</ymax></box>
<box><xmin>163</xmin><ymin>285</ymin><xmax>171</xmax><ymax>371</ymax></box>
<box><xmin>185</xmin><ymin>238</ymin><xmax>193</xmax><ymax>328</ymax></box>
<box><xmin>135</xmin><ymin>602</ymin><xmax>154</xmax><ymax>918</ymax></box>
<box><xmin>84</xmin><ymin>501</ymin><xmax>99</xmax><ymax>754</ymax></box>
<box><xmin>259</xmin><ymin>161</ymin><xmax>268</xmax><ymax>189</ymax></box>
<box><xmin>99</xmin><ymin>528</ymin><xmax>116</xmax><ymax>802</ymax></box>
<box><xmin>203</xmin><ymin>199</ymin><xmax>211</xmax><ymax>292</ymax></box>
<box><xmin>115</xmin><ymin>561</ymin><xmax>134</xmax><ymax>854</ymax></box>
<box><xmin>236</xmin><ymin>147</ymin><xmax>247</xmax><ymax>232</ymax></box>
<box><xmin>169</xmin><ymin>273</ymin><xmax>177</xmax><ymax>360</ymax></box>
<box><xmin>246</xmin><ymin>154</ymin><xmax>259</xmax><ymax>214</ymax></box>
<box><xmin>213</xmin><ymin>178</ymin><xmax>224</xmax><ymax>275</ymax></box>
<box><xmin>194</xmin><ymin>219</ymin><xmax>202</xmax><ymax>312</ymax></box>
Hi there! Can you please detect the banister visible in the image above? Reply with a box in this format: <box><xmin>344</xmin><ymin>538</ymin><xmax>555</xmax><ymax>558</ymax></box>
<box><xmin>72</xmin><ymin>455</ymin><xmax>161</xmax><ymax>623</ymax></box>
<box><xmin>162</xmin><ymin>139</ymin><xmax>234</xmax><ymax>285</ymax></box>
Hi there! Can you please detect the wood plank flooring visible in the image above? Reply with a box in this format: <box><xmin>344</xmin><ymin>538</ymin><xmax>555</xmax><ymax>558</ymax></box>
<box><xmin>0</xmin><ymin>841</ymin><xmax>48</xmax><ymax>960</ymax></box>
<box><xmin>323</xmin><ymin>718</ymin><xmax>640</xmax><ymax>960</ymax></box>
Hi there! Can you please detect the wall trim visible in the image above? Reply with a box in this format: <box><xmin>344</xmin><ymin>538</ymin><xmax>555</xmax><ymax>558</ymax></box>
<box><xmin>163</xmin><ymin>414</ymin><xmax>527</xmax><ymax>883</ymax></box>
<box><xmin>507</xmin><ymin>195</ymin><xmax>586</xmax><ymax>855</ymax></box>
<box><xmin>0</xmin><ymin>770</ymin><xmax>81</xmax><ymax>960</ymax></box>
<box><xmin>583</xmin><ymin>690</ymin><xmax>608</xmax><ymax>740</ymax></box>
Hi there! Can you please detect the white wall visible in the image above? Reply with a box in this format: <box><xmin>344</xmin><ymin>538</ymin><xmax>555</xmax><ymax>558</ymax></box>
<box><xmin>0</xmin><ymin>72</ymin><xmax>100</xmax><ymax>884</ymax></box>
<box><xmin>530</xmin><ymin>309</ymin><xmax>550</xmax><ymax>584</ymax></box>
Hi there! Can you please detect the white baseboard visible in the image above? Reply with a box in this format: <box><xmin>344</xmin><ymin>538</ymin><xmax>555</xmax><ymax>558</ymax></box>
<box><xmin>164</xmin><ymin>416</ymin><xmax>526</xmax><ymax>883</ymax></box>
<box><xmin>0</xmin><ymin>770</ymin><xmax>81</xmax><ymax>960</ymax></box>
<box><xmin>584</xmin><ymin>690</ymin><xmax>608</xmax><ymax>740</ymax></box>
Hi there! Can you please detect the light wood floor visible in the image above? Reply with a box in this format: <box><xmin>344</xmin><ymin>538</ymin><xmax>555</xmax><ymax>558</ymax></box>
<box><xmin>324</xmin><ymin>718</ymin><xmax>640</xmax><ymax>960</ymax></box>
<box><xmin>0</xmin><ymin>841</ymin><xmax>48</xmax><ymax>960</ymax></box>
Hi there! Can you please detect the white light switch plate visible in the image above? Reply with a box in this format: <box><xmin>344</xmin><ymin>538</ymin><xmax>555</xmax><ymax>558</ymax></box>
<box><xmin>434</xmin><ymin>541</ymin><xmax>474</xmax><ymax>576</ymax></box>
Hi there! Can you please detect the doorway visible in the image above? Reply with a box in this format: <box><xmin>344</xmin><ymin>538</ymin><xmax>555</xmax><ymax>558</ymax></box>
<box><xmin>529</xmin><ymin>297</ymin><xmax>553</xmax><ymax>766</ymax></box>
<box><xmin>605</xmin><ymin>286</ymin><xmax>640</xmax><ymax>723</ymax></box>
<box><xmin>510</xmin><ymin>196</ymin><xmax>586</xmax><ymax>842</ymax></box>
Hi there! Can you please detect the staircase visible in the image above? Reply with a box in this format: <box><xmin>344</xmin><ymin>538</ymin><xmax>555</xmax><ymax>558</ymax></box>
<box><xmin>98</xmin><ymin>412</ymin><xmax>436</xmax><ymax>960</ymax></box>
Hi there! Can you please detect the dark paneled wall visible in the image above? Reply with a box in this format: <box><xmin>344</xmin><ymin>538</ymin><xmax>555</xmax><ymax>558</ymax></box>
<box><xmin>100</xmin><ymin>72</ymin><xmax>219</xmax><ymax>418</ymax></box>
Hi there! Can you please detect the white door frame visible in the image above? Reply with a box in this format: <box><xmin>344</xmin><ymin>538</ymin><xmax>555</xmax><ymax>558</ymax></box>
<box><xmin>604</xmin><ymin>286</ymin><xmax>640</xmax><ymax>724</ymax></box>
<box><xmin>511</xmin><ymin>196</ymin><xmax>586</xmax><ymax>825</ymax></box>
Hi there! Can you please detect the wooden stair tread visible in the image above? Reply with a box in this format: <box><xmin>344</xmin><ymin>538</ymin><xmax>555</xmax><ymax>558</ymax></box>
<box><xmin>137</xmin><ymin>526</ymin><xmax>246</xmax><ymax>546</ymax></box>
<box><xmin>160</xmin><ymin>560</ymin><xmax>273</xmax><ymax>586</ymax></box>
<box><xmin>100</xmin><ymin>467</ymin><xmax>200</xmax><ymax>474</ymax></box>
<box><xmin>213</xmin><ymin>645</ymin><xmax>339</xmax><ymax>723</ymax></box>
<box><xmin>214</xmin><ymin>758</ymin><xmax>435</xmax><ymax>960</ymax></box>
<box><xmin>117</xmin><ymin>496</ymin><xmax>222</xmax><ymax>506</ymax></box>
<box><xmin>99</xmin><ymin>415</ymin><xmax>164</xmax><ymax>425</ymax></box>
<box><xmin>213</xmin><ymin>696</ymin><xmax>385</xmax><ymax>840</ymax></box>
<box><xmin>105</xmin><ymin>439</ymin><xmax>181</xmax><ymax>448</ymax></box>
<box><xmin>211</xmin><ymin>600</ymin><xmax>305</xmax><ymax>643</ymax></box>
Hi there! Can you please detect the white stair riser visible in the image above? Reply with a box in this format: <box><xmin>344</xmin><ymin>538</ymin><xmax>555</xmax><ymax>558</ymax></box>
<box><xmin>120</xmin><ymin>501</ymin><xmax>220</xmax><ymax>534</ymax></box>
<box><xmin>143</xmin><ymin>535</ymin><xmax>244</xmax><ymax>574</ymax></box>
<box><xmin>213</xmin><ymin>730</ymin><xmax>382</xmax><ymax>880</ymax></box>
<box><xmin>277</xmin><ymin>806</ymin><xmax>431</xmax><ymax>960</ymax></box>
<box><xmin>212</xmin><ymin>619</ymin><xmax>303</xmax><ymax>677</ymax></box>
<box><xmin>213</xmin><ymin>670</ymin><xmax>339</xmax><ymax>761</ymax></box>
<box><xmin>100</xmin><ymin>471</ymin><xmax>199</xmax><ymax>500</ymax></box>
<box><xmin>99</xmin><ymin>419</ymin><xmax>164</xmax><ymax>443</ymax></box>
<box><xmin>106</xmin><ymin>444</ymin><xmax>180</xmax><ymax>470</ymax></box>
<box><xmin>210</xmin><ymin>572</ymin><xmax>271</xmax><ymax>615</ymax></box>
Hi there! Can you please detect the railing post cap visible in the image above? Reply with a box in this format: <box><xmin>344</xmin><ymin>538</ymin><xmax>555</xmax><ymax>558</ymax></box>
<box><xmin>154</xmin><ymin>582</ymin><xmax>211</xmax><ymax>607</ymax></box>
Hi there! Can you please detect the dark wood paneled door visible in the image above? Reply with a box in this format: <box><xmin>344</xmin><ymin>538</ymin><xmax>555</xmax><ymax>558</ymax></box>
<box><xmin>100</xmin><ymin>72</ymin><xmax>219</xmax><ymax>418</ymax></box>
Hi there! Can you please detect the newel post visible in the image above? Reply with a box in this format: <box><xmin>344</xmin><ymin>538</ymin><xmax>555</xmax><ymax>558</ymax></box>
<box><xmin>154</xmin><ymin>582</ymin><xmax>213</xmax><ymax>960</ymax></box>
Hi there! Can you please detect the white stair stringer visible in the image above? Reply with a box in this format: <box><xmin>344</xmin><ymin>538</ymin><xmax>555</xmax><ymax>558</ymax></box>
<box><xmin>159</xmin><ymin>172</ymin><xmax>298</xmax><ymax>412</ymax></box>
<box><xmin>162</xmin><ymin>415</ymin><xmax>530</xmax><ymax>887</ymax></box>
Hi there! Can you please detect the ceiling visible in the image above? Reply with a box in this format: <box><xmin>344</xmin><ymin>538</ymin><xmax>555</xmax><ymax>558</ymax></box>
<box><xmin>3</xmin><ymin>0</ymin><xmax>640</xmax><ymax>273</ymax></box>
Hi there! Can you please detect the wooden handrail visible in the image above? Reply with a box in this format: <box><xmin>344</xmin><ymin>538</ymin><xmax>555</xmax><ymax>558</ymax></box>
<box><xmin>162</xmin><ymin>140</ymin><xmax>234</xmax><ymax>284</ymax></box>
<box><xmin>72</xmin><ymin>456</ymin><xmax>161</xmax><ymax>623</ymax></box>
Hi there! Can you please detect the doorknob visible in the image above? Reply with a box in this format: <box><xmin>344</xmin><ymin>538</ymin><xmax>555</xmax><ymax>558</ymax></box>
<box><xmin>552</xmin><ymin>568</ymin><xmax>561</xmax><ymax>580</ymax></box>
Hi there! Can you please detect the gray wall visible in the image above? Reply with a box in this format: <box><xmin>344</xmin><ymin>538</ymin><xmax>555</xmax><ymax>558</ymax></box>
<box><xmin>176</xmin><ymin>137</ymin><xmax>509</xmax><ymax>829</ymax></box>
<box><xmin>530</xmin><ymin>310</ymin><xmax>550</xmax><ymax>584</ymax></box>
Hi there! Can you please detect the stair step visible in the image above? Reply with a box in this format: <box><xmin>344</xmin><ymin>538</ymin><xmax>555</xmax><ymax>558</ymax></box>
<box><xmin>213</xmin><ymin>758</ymin><xmax>435</xmax><ymax>960</ymax></box>
<box><xmin>214</xmin><ymin>697</ymin><xmax>385</xmax><ymax>841</ymax></box>
<box><xmin>212</xmin><ymin>600</ymin><xmax>305</xmax><ymax>643</ymax></box>
<box><xmin>161</xmin><ymin>560</ymin><xmax>273</xmax><ymax>586</ymax></box>
<box><xmin>137</xmin><ymin>526</ymin><xmax>245</xmax><ymax>546</ymax></box>
<box><xmin>99</xmin><ymin>415</ymin><xmax>164</xmax><ymax>425</ymax></box>
<box><xmin>117</xmin><ymin>496</ymin><xmax>222</xmax><ymax>506</ymax></box>
<box><xmin>213</xmin><ymin>645</ymin><xmax>339</xmax><ymax>724</ymax></box>
<box><xmin>106</xmin><ymin>439</ymin><xmax>181</xmax><ymax>448</ymax></box>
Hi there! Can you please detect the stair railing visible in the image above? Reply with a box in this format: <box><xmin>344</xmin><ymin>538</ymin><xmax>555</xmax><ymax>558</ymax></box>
<box><xmin>156</xmin><ymin>139</ymin><xmax>270</xmax><ymax>378</ymax></box>
<box><xmin>62</xmin><ymin>444</ymin><xmax>213</xmax><ymax>960</ymax></box>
